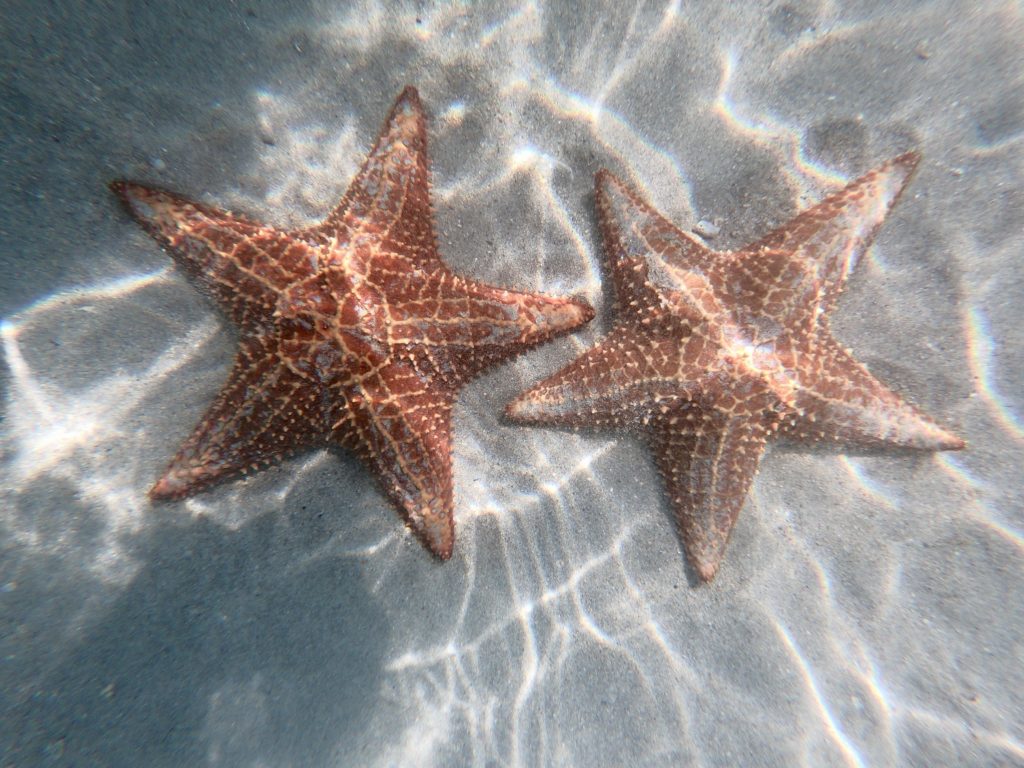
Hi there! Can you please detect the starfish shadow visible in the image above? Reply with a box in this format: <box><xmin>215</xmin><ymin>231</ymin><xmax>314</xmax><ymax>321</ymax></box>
<box><xmin>772</xmin><ymin>439</ymin><xmax>964</xmax><ymax>459</ymax></box>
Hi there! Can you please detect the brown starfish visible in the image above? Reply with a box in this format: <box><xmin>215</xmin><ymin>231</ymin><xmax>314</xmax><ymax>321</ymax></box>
<box><xmin>507</xmin><ymin>153</ymin><xmax>964</xmax><ymax>582</ymax></box>
<box><xmin>111</xmin><ymin>86</ymin><xmax>594</xmax><ymax>559</ymax></box>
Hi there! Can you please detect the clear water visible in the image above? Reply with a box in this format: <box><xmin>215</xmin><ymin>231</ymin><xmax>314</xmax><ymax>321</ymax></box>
<box><xmin>2</xmin><ymin>1</ymin><xmax>1021</xmax><ymax>766</ymax></box>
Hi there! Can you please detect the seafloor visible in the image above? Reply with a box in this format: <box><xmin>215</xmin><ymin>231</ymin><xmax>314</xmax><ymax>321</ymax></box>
<box><xmin>1</xmin><ymin>1</ymin><xmax>1021</xmax><ymax>766</ymax></box>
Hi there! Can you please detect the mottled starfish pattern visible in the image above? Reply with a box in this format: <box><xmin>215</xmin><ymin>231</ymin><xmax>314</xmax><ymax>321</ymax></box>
<box><xmin>112</xmin><ymin>86</ymin><xmax>593</xmax><ymax>558</ymax></box>
<box><xmin>508</xmin><ymin>153</ymin><xmax>964</xmax><ymax>581</ymax></box>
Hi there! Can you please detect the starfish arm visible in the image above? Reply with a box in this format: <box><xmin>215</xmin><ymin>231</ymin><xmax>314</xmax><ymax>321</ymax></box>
<box><xmin>735</xmin><ymin>153</ymin><xmax>921</xmax><ymax>325</ymax></box>
<box><xmin>150</xmin><ymin>334</ymin><xmax>327</xmax><ymax>499</ymax></box>
<box><xmin>649</xmin><ymin>412</ymin><xmax>769</xmax><ymax>582</ymax></box>
<box><xmin>783</xmin><ymin>338</ymin><xmax>965</xmax><ymax>450</ymax></box>
<box><xmin>506</xmin><ymin>326</ymin><xmax>704</xmax><ymax>428</ymax></box>
<box><xmin>594</xmin><ymin>169</ymin><xmax>714</xmax><ymax>313</ymax></box>
<box><xmin>395</xmin><ymin>275</ymin><xmax>595</xmax><ymax>385</ymax></box>
<box><xmin>316</xmin><ymin>86</ymin><xmax>441</xmax><ymax>269</ymax></box>
<box><xmin>111</xmin><ymin>181</ymin><xmax>316</xmax><ymax>327</ymax></box>
<box><xmin>331</xmin><ymin>369</ymin><xmax>456</xmax><ymax>559</ymax></box>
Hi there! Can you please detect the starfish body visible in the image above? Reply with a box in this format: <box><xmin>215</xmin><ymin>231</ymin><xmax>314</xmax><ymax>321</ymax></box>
<box><xmin>113</xmin><ymin>86</ymin><xmax>594</xmax><ymax>559</ymax></box>
<box><xmin>508</xmin><ymin>153</ymin><xmax>964</xmax><ymax>581</ymax></box>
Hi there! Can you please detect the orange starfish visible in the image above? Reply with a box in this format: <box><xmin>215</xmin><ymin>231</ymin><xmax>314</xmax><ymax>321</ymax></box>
<box><xmin>508</xmin><ymin>153</ymin><xmax>964</xmax><ymax>582</ymax></box>
<box><xmin>112</xmin><ymin>86</ymin><xmax>593</xmax><ymax>559</ymax></box>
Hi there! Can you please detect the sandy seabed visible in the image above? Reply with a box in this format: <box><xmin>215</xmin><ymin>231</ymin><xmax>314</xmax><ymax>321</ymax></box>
<box><xmin>1</xmin><ymin>1</ymin><xmax>1021</xmax><ymax>766</ymax></box>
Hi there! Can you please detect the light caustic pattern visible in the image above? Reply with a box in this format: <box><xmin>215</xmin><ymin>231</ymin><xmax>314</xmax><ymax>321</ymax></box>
<box><xmin>4</xmin><ymin>1</ymin><xmax>1023</xmax><ymax>767</ymax></box>
<box><xmin>2</xmin><ymin>270</ymin><xmax>194</xmax><ymax>585</ymax></box>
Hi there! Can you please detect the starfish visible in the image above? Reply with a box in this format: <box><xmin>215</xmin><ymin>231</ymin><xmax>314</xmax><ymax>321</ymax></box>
<box><xmin>507</xmin><ymin>153</ymin><xmax>964</xmax><ymax>582</ymax></box>
<box><xmin>111</xmin><ymin>86</ymin><xmax>593</xmax><ymax>559</ymax></box>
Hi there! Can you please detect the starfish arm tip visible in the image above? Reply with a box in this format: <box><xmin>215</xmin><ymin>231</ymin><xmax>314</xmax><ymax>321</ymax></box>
<box><xmin>676</xmin><ymin>528</ymin><xmax>732</xmax><ymax>584</ymax></box>
<box><xmin>148</xmin><ymin>475</ymin><xmax>184</xmax><ymax>501</ymax></box>
<box><xmin>504</xmin><ymin>388</ymin><xmax>554</xmax><ymax>423</ymax></box>
<box><xmin>504</xmin><ymin>396</ymin><xmax>527</xmax><ymax>421</ymax></box>
<box><xmin>391</xmin><ymin>85</ymin><xmax>424</xmax><ymax>120</ymax></box>
<box><xmin>894</xmin><ymin>149</ymin><xmax>922</xmax><ymax>168</ymax></box>
<box><xmin>109</xmin><ymin>179</ymin><xmax>149</xmax><ymax>210</ymax></box>
<box><xmin>413</xmin><ymin>518</ymin><xmax>454</xmax><ymax>560</ymax></box>
<box><xmin>149</xmin><ymin>461</ymin><xmax>224</xmax><ymax>501</ymax></box>
<box><xmin>108</xmin><ymin>180</ymin><xmax>200</xmax><ymax>233</ymax></box>
<box><xmin>694</xmin><ymin>559</ymin><xmax>720</xmax><ymax>583</ymax></box>
<box><xmin>684</xmin><ymin>534</ymin><xmax>729</xmax><ymax>583</ymax></box>
<box><xmin>941</xmin><ymin>433</ymin><xmax>967</xmax><ymax>451</ymax></box>
<box><xmin>594</xmin><ymin>168</ymin><xmax>625</xmax><ymax>198</ymax></box>
<box><xmin>397</xmin><ymin>491</ymin><xmax>456</xmax><ymax>560</ymax></box>
<box><xmin>517</xmin><ymin>293</ymin><xmax>595</xmax><ymax>340</ymax></box>
<box><xmin>571</xmin><ymin>297</ymin><xmax>597</xmax><ymax>325</ymax></box>
<box><xmin>898</xmin><ymin>415</ymin><xmax>967</xmax><ymax>452</ymax></box>
<box><xmin>886</xmin><ymin>151</ymin><xmax>922</xmax><ymax>190</ymax></box>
